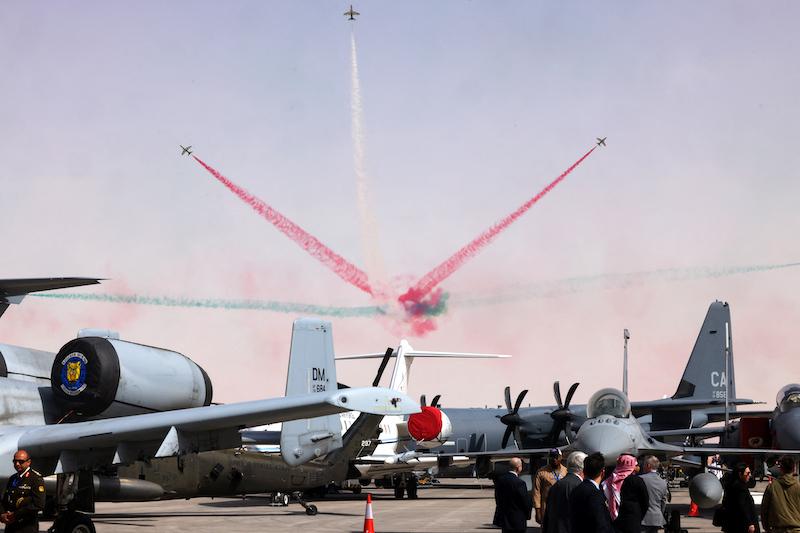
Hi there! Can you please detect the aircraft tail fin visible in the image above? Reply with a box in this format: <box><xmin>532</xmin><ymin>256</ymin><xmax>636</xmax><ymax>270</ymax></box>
<box><xmin>280</xmin><ymin>318</ymin><xmax>344</xmax><ymax>466</ymax></box>
<box><xmin>0</xmin><ymin>277</ymin><xmax>101</xmax><ymax>318</ymax></box>
<box><xmin>672</xmin><ymin>301</ymin><xmax>735</xmax><ymax>401</ymax></box>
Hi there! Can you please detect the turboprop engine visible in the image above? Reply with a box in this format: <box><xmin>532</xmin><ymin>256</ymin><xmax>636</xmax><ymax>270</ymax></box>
<box><xmin>688</xmin><ymin>472</ymin><xmax>724</xmax><ymax>508</ymax></box>
<box><xmin>50</xmin><ymin>330</ymin><xmax>212</xmax><ymax>419</ymax></box>
<box><xmin>407</xmin><ymin>406</ymin><xmax>453</xmax><ymax>448</ymax></box>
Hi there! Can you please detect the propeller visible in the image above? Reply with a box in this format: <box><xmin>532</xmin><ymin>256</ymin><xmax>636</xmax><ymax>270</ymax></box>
<box><xmin>547</xmin><ymin>381</ymin><xmax>579</xmax><ymax>444</ymax></box>
<box><xmin>420</xmin><ymin>394</ymin><xmax>442</xmax><ymax>408</ymax></box>
<box><xmin>497</xmin><ymin>386</ymin><xmax>528</xmax><ymax>449</ymax></box>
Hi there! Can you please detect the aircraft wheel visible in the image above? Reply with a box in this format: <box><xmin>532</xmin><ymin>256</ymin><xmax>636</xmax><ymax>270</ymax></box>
<box><xmin>281</xmin><ymin>493</ymin><xmax>290</xmax><ymax>506</ymax></box>
<box><xmin>60</xmin><ymin>513</ymin><xmax>96</xmax><ymax>533</ymax></box>
<box><xmin>406</xmin><ymin>475</ymin><xmax>419</xmax><ymax>500</ymax></box>
<box><xmin>393</xmin><ymin>484</ymin><xmax>405</xmax><ymax>499</ymax></box>
<box><xmin>351</xmin><ymin>485</ymin><xmax>362</xmax><ymax>495</ymax></box>
<box><xmin>305</xmin><ymin>504</ymin><xmax>318</xmax><ymax>516</ymax></box>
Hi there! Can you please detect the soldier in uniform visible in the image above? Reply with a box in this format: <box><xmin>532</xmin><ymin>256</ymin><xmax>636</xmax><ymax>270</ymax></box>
<box><xmin>0</xmin><ymin>450</ymin><xmax>45</xmax><ymax>533</ymax></box>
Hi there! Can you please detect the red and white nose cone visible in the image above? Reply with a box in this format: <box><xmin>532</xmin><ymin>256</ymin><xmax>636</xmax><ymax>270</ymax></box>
<box><xmin>408</xmin><ymin>406</ymin><xmax>443</xmax><ymax>441</ymax></box>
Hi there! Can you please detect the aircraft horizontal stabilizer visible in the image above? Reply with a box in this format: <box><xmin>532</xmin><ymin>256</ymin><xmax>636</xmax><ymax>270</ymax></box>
<box><xmin>337</xmin><ymin>351</ymin><xmax>511</xmax><ymax>360</ymax></box>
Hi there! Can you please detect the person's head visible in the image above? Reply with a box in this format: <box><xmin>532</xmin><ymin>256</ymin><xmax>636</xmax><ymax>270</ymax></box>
<box><xmin>509</xmin><ymin>457</ymin><xmax>523</xmax><ymax>474</ymax></box>
<box><xmin>566</xmin><ymin>451</ymin><xmax>587</xmax><ymax>476</ymax></box>
<box><xmin>616</xmin><ymin>454</ymin><xmax>637</xmax><ymax>472</ymax></box>
<box><xmin>583</xmin><ymin>452</ymin><xmax>606</xmax><ymax>482</ymax></box>
<box><xmin>12</xmin><ymin>450</ymin><xmax>30</xmax><ymax>474</ymax></box>
<box><xmin>549</xmin><ymin>448</ymin><xmax>563</xmax><ymax>467</ymax></box>
<box><xmin>779</xmin><ymin>455</ymin><xmax>796</xmax><ymax>475</ymax></box>
<box><xmin>643</xmin><ymin>455</ymin><xmax>660</xmax><ymax>474</ymax></box>
<box><xmin>733</xmin><ymin>462</ymin><xmax>752</xmax><ymax>483</ymax></box>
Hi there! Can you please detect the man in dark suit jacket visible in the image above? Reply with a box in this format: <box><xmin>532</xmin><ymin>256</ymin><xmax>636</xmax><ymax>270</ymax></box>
<box><xmin>495</xmin><ymin>457</ymin><xmax>533</xmax><ymax>533</ymax></box>
<box><xmin>568</xmin><ymin>452</ymin><xmax>614</xmax><ymax>533</ymax></box>
<box><xmin>543</xmin><ymin>451</ymin><xmax>587</xmax><ymax>533</ymax></box>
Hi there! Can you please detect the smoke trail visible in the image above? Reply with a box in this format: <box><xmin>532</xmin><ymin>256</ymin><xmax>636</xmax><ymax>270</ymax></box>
<box><xmin>450</xmin><ymin>262</ymin><xmax>800</xmax><ymax>307</ymax></box>
<box><xmin>32</xmin><ymin>292</ymin><xmax>385</xmax><ymax>318</ymax></box>
<box><xmin>350</xmin><ymin>31</ymin><xmax>386</xmax><ymax>286</ymax></box>
<box><xmin>192</xmin><ymin>156</ymin><xmax>373</xmax><ymax>295</ymax></box>
<box><xmin>399</xmin><ymin>145</ymin><xmax>597</xmax><ymax>305</ymax></box>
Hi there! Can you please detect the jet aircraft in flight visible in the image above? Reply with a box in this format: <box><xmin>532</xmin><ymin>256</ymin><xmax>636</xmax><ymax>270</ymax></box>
<box><xmin>180</xmin><ymin>144</ymin><xmax>193</xmax><ymax>156</ymax></box>
<box><xmin>344</xmin><ymin>5</ymin><xmax>360</xmax><ymax>20</ymax></box>
<box><xmin>596</xmin><ymin>137</ymin><xmax>607</xmax><ymax>146</ymax></box>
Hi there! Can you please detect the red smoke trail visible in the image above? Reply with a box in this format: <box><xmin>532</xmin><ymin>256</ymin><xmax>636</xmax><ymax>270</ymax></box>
<box><xmin>193</xmin><ymin>156</ymin><xmax>374</xmax><ymax>295</ymax></box>
<box><xmin>399</xmin><ymin>146</ymin><xmax>597</xmax><ymax>305</ymax></box>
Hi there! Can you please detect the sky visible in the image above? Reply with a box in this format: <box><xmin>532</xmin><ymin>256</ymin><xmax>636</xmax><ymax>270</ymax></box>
<box><xmin>1</xmin><ymin>1</ymin><xmax>799</xmax><ymax>409</ymax></box>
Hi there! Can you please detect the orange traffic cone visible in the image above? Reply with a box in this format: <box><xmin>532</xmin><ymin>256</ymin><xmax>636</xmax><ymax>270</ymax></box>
<box><xmin>363</xmin><ymin>493</ymin><xmax>375</xmax><ymax>533</ymax></box>
<box><xmin>688</xmin><ymin>500</ymin><xmax>700</xmax><ymax>517</ymax></box>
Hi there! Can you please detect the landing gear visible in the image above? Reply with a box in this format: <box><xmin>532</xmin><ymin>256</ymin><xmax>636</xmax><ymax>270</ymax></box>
<box><xmin>48</xmin><ymin>470</ymin><xmax>96</xmax><ymax>533</ymax></box>
<box><xmin>272</xmin><ymin>492</ymin><xmax>290</xmax><ymax>506</ymax></box>
<box><xmin>391</xmin><ymin>473</ymin><xmax>418</xmax><ymax>499</ymax></box>
<box><xmin>292</xmin><ymin>491</ymin><xmax>318</xmax><ymax>516</ymax></box>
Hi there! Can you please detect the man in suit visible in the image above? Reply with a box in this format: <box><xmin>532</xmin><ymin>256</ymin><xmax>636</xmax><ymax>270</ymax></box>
<box><xmin>568</xmin><ymin>452</ymin><xmax>613</xmax><ymax>533</ymax></box>
<box><xmin>543</xmin><ymin>451</ymin><xmax>587</xmax><ymax>533</ymax></box>
<box><xmin>495</xmin><ymin>457</ymin><xmax>533</xmax><ymax>533</ymax></box>
<box><xmin>639</xmin><ymin>455</ymin><xmax>668</xmax><ymax>532</ymax></box>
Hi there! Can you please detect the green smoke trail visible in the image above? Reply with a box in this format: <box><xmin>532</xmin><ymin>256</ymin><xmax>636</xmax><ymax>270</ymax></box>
<box><xmin>32</xmin><ymin>292</ymin><xmax>386</xmax><ymax>318</ymax></box>
<box><xmin>450</xmin><ymin>262</ymin><xmax>800</xmax><ymax>307</ymax></box>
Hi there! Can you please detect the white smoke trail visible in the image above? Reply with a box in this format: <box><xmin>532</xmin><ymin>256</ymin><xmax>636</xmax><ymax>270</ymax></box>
<box><xmin>350</xmin><ymin>30</ymin><xmax>387</xmax><ymax>292</ymax></box>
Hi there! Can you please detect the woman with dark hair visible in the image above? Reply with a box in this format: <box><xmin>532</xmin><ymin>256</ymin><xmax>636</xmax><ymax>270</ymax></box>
<box><xmin>720</xmin><ymin>462</ymin><xmax>760</xmax><ymax>533</ymax></box>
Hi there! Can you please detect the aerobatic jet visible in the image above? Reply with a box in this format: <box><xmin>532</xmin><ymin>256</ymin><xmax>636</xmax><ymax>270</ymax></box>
<box><xmin>180</xmin><ymin>144</ymin><xmax>192</xmax><ymax>156</ymax></box>
<box><xmin>344</xmin><ymin>5</ymin><xmax>360</xmax><ymax>20</ymax></box>
<box><xmin>596</xmin><ymin>137</ymin><xmax>607</xmax><ymax>147</ymax></box>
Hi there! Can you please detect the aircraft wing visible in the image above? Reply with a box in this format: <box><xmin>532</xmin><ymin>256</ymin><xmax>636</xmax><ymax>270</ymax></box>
<box><xmin>0</xmin><ymin>277</ymin><xmax>101</xmax><ymax>318</ymax></box>
<box><xmin>16</xmin><ymin>386</ymin><xmax>419</xmax><ymax>474</ymax></box>
<box><xmin>630</xmin><ymin>397</ymin><xmax>757</xmax><ymax>416</ymax></box>
<box><xmin>681</xmin><ymin>446</ymin><xmax>797</xmax><ymax>456</ymax></box>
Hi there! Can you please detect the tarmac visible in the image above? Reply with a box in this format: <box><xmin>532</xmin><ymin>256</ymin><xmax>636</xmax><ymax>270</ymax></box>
<box><xmin>38</xmin><ymin>479</ymin><xmax>757</xmax><ymax>532</ymax></box>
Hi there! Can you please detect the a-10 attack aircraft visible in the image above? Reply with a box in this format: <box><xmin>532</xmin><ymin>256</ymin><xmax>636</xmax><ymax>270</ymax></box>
<box><xmin>0</xmin><ymin>279</ymin><xmax>418</xmax><ymax>532</ymax></box>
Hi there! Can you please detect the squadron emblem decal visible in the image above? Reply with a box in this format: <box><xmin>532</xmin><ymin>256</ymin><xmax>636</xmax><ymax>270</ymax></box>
<box><xmin>60</xmin><ymin>352</ymin><xmax>88</xmax><ymax>396</ymax></box>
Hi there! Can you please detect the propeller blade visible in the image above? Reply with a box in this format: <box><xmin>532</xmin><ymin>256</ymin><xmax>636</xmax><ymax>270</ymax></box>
<box><xmin>564</xmin><ymin>382</ymin><xmax>579</xmax><ymax>408</ymax></box>
<box><xmin>553</xmin><ymin>381</ymin><xmax>563</xmax><ymax>409</ymax></box>
<box><xmin>420</xmin><ymin>394</ymin><xmax>427</xmax><ymax>407</ymax></box>
<box><xmin>431</xmin><ymin>394</ymin><xmax>442</xmax><ymax>408</ymax></box>
<box><xmin>513</xmin><ymin>389</ymin><xmax>529</xmax><ymax>413</ymax></box>
<box><xmin>504</xmin><ymin>386</ymin><xmax>513</xmax><ymax>412</ymax></box>
<box><xmin>501</xmin><ymin>425</ymin><xmax>514</xmax><ymax>449</ymax></box>
<box><xmin>514</xmin><ymin>427</ymin><xmax>523</xmax><ymax>449</ymax></box>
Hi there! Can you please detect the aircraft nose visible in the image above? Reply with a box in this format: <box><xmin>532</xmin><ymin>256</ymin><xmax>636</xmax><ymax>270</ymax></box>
<box><xmin>575</xmin><ymin>417</ymin><xmax>635</xmax><ymax>464</ymax></box>
<box><xmin>775</xmin><ymin>410</ymin><xmax>800</xmax><ymax>449</ymax></box>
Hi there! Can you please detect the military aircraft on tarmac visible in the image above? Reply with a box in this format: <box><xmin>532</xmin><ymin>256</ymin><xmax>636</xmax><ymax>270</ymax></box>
<box><xmin>412</xmin><ymin>301</ymin><xmax>755</xmax><ymax>457</ymax></box>
<box><xmin>0</xmin><ymin>281</ymin><xmax>418</xmax><ymax>532</ymax></box>
<box><xmin>596</xmin><ymin>136</ymin><xmax>607</xmax><ymax>146</ymax></box>
<box><xmin>343</xmin><ymin>5</ymin><xmax>360</xmax><ymax>20</ymax></box>
<box><xmin>180</xmin><ymin>144</ymin><xmax>192</xmax><ymax>156</ymax></box>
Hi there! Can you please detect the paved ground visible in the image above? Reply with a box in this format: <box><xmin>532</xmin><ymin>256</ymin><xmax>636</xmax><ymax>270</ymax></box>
<box><xmin>39</xmin><ymin>479</ymin><xmax>763</xmax><ymax>532</ymax></box>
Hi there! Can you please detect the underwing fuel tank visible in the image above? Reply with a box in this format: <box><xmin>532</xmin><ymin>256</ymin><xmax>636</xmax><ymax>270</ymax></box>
<box><xmin>44</xmin><ymin>475</ymin><xmax>165</xmax><ymax>502</ymax></box>
<box><xmin>50</xmin><ymin>331</ymin><xmax>212</xmax><ymax>419</ymax></box>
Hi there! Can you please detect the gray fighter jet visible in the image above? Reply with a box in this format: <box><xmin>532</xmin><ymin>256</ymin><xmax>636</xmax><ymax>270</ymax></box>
<box><xmin>180</xmin><ymin>144</ymin><xmax>192</xmax><ymax>156</ymax></box>
<box><xmin>0</xmin><ymin>282</ymin><xmax>418</xmax><ymax>532</ymax></box>
<box><xmin>413</xmin><ymin>302</ymin><xmax>754</xmax><ymax>456</ymax></box>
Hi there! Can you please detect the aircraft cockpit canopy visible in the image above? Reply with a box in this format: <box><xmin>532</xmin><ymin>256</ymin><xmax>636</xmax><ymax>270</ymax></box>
<box><xmin>777</xmin><ymin>384</ymin><xmax>800</xmax><ymax>413</ymax></box>
<box><xmin>587</xmin><ymin>387</ymin><xmax>631</xmax><ymax>419</ymax></box>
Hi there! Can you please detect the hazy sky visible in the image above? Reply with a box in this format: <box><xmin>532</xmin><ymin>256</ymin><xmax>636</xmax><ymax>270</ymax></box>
<box><xmin>1</xmin><ymin>1</ymin><xmax>799</xmax><ymax>409</ymax></box>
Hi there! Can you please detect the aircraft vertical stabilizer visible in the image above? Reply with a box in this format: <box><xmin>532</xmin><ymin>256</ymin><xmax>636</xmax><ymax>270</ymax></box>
<box><xmin>672</xmin><ymin>301</ymin><xmax>735</xmax><ymax>401</ymax></box>
<box><xmin>280</xmin><ymin>318</ymin><xmax>344</xmax><ymax>466</ymax></box>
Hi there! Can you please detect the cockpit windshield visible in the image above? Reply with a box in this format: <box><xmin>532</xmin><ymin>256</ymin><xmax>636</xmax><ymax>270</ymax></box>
<box><xmin>587</xmin><ymin>387</ymin><xmax>631</xmax><ymax>419</ymax></box>
<box><xmin>777</xmin><ymin>384</ymin><xmax>800</xmax><ymax>413</ymax></box>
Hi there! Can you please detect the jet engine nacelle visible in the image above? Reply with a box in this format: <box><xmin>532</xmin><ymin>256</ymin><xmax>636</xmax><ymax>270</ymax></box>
<box><xmin>689</xmin><ymin>472</ymin><xmax>724</xmax><ymax>509</ymax></box>
<box><xmin>407</xmin><ymin>406</ymin><xmax>453</xmax><ymax>448</ymax></box>
<box><xmin>50</xmin><ymin>335</ymin><xmax>212</xmax><ymax>419</ymax></box>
